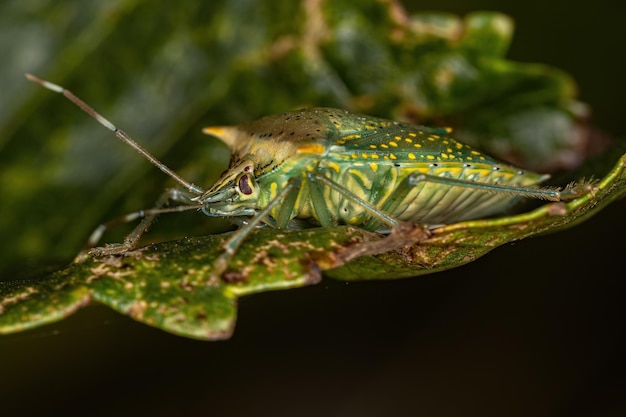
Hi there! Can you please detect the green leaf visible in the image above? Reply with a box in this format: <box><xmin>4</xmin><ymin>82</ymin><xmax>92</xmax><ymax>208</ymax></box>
<box><xmin>1</xmin><ymin>150</ymin><xmax>624</xmax><ymax>339</ymax></box>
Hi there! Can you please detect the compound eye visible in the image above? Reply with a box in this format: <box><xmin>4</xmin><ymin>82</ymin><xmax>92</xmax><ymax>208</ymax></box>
<box><xmin>238</xmin><ymin>174</ymin><xmax>253</xmax><ymax>195</ymax></box>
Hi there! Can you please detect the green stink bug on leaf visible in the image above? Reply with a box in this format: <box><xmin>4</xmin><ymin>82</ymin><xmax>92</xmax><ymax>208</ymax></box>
<box><xmin>26</xmin><ymin>74</ymin><xmax>590</xmax><ymax>275</ymax></box>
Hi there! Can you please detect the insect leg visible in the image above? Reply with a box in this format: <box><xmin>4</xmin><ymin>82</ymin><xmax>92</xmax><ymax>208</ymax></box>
<box><xmin>307</xmin><ymin>173</ymin><xmax>334</xmax><ymax>227</ymax></box>
<box><xmin>275</xmin><ymin>177</ymin><xmax>304</xmax><ymax>229</ymax></box>
<box><xmin>214</xmin><ymin>178</ymin><xmax>301</xmax><ymax>274</ymax></box>
<box><xmin>306</xmin><ymin>171</ymin><xmax>431</xmax><ymax>263</ymax></box>
<box><xmin>404</xmin><ymin>173</ymin><xmax>568</xmax><ymax>201</ymax></box>
<box><xmin>86</xmin><ymin>188</ymin><xmax>202</xmax><ymax>256</ymax></box>
<box><xmin>308</xmin><ymin>171</ymin><xmax>399</xmax><ymax>228</ymax></box>
<box><xmin>333</xmin><ymin>222</ymin><xmax>431</xmax><ymax>265</ymax></box>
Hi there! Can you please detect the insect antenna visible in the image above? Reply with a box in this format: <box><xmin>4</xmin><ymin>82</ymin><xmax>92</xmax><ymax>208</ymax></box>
<box><xmin>25</xmin><ymin>73</ymin><xmax>205</xmax><ymax>195</ymax></box>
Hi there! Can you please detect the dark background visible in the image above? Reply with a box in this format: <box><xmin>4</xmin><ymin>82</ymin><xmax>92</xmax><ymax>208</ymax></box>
<box><xmin>1</xmin><ymin>1</ymin><xmax>625</xmax><ymax>416</ymax></box>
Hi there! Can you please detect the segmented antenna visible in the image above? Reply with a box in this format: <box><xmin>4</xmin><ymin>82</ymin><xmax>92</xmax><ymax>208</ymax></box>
<box><xmin>25</xmin><ymin>73</ymin><xmax>205</xmax><ymax>195</ymax></box>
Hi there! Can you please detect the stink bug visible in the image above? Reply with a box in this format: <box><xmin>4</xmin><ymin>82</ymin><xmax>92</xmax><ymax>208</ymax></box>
<box><xmin>26</xmin><ymin>74</ymin><xmax>588</xmax><ymax>272</ymax></box>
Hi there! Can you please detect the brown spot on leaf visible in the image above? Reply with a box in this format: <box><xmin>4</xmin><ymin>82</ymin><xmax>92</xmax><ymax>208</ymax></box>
<box><xmin>301</xmin><ymin>257</ymin><xmax>322</xmax><ymax>285</ymax></box>
<box><xmin>0</xmin><ymin>286</ymin><xmax>38</xmax><ymax>314</ymax></box>
<box><xmin>547</xmin><ymin>202</ymin><xmax>568</xmax><ymax>216</ymax></box>
<box><xmin>127</xmin><ymin>300</ymin><xmax>147</xmax><ymax>318</ymax></box>
<box><xmin>179</xmin><ymin>279</ymin><xmax>194</xmax><ymax>292</ymax></box>
<box><xmin>221</xmin><ymin>269</ymin><xmax>248</xmax><ymax>284</ymax></box>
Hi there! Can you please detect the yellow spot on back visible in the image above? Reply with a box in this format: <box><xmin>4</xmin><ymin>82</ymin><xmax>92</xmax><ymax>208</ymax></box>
<box><xmin>390</xmin><ymin>154</ymin><xmax>397</xmax><ymax>160</ymax></box>
<box><xmin>408</xmin><ymin>153</ymin><xmax>416</xmax><ymax>159</ymax></box>
<box><xmin>369</xmin><ymin>144</ymin><xmax>377</xmax><ymax>149</ymax></box>
<box><xmin>381</xmin><ymin>144</ymin><xmax>389</xmax><ymax>149</ymax></box>
<box><xmin>405</xmin><ymin>138</ymin><xmax>413</xmax><ymax>143</ymax></box>
<box><xmin>409</xmin><ymin>132</ymin><xmax>417</xmax><ymax>137</ymax></box>
<box><xmin>414</xmin><ymin>143</ymin><xmax>422</xmax><ymax>148</ymax></box>
<box><xmin>389</xmin><ymin>141</ymin><xmax>398</xmax><ymax>147</ymax></box>
<box><xmin>297</xmin><ymin>144</ymin><xmax>325</xmax><ymax>154</ymax></box>
<box><xmin>370</xmin><ymin>162</ymin><xmax>378</xmax><ymax>172</ymax></box>
<box><xmin>427</xmin><ymin>155</ymin><xmax>435</xmax><ymax>160</ymax></box>
<box><xmin>327</xmin><ymin>162</ymin><xmax>340</xmax><ymax>173</ymax></box>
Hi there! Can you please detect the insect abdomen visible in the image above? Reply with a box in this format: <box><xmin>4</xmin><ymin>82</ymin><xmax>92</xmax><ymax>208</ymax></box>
<box><xmin>316</xmin><ymin>158</ymin><xmax>545</xmax><ymax>227</ymax></box>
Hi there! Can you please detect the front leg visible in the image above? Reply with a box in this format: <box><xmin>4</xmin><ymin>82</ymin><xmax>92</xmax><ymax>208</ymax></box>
<box><xmin>79</xmin><ymin>188</ymin><xmax>201</xmax><ymax>259</ymax></box>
